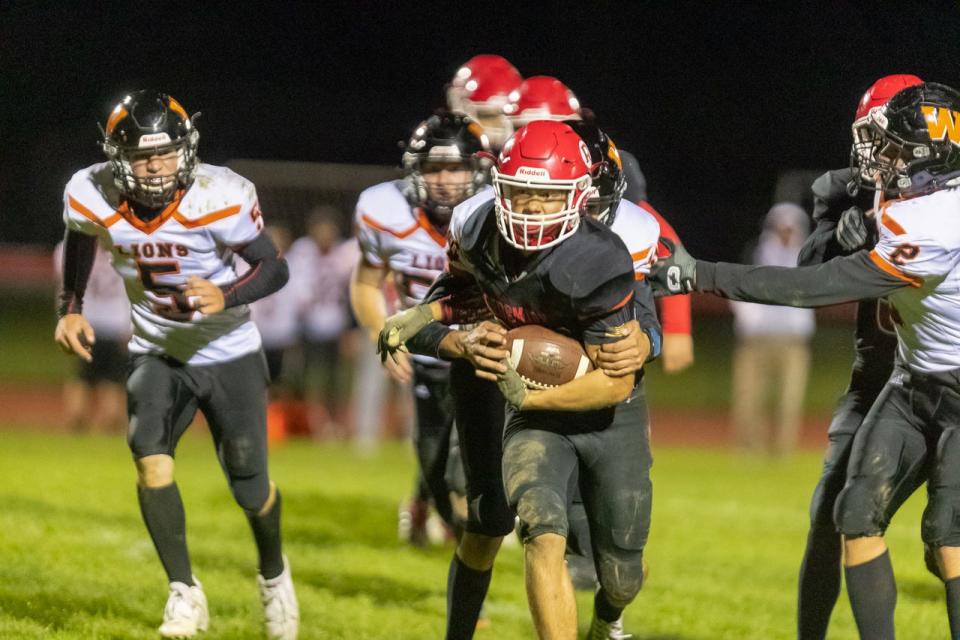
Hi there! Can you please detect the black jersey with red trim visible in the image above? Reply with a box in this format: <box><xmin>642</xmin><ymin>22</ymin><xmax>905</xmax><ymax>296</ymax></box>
<box><xmin>797</xmin><ymin>168</ymin><xmax>897</xmax><ymax>390</ymax></box>
<box><xmin>448</xmin><ymin>197</ymin><xmax>636</xmax><ymax>345</ymax></box>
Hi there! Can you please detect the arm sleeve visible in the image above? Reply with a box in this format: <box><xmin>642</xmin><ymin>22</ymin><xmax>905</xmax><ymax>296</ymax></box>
<box><xmin>645</xmin><ymin>204</ymin><xmax>692</xmax><ymax>335</ymax></box>
<box><xmin>220</xmin><ymin>233</ymin><xmax>290</xmax><ymax>308</ymax></box>
<box><xmin>404</xmin><ymin>322</ymin><xmax>455</xmax><ymax>359</ymax></box>
<box><xmin>57</xmin><ymin>229</ymin><xmax>98</xmax><ymax>317</ymax></box>
<box><xmin>633</xmin><ymin>280</ymin><xmax>662</xmax><ymax>359</ymax></box>
<box><xmin>696</xmin><ymin>251</ymin><xmax>908</xmax><ymax>307</ymax></box>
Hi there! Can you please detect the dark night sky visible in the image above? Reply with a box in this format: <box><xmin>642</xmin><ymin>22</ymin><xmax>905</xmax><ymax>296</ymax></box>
<box><xmin>2</xmin><ymin>1</ymin><xmax>959</xmax><ymax>260</ymax></box>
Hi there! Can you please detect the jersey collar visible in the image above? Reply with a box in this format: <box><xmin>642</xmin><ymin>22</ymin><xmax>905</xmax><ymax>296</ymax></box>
<box><xmin>116</xmin><ymin>190</ymin><xmax>185</xmax><ymax>235</ymax></box>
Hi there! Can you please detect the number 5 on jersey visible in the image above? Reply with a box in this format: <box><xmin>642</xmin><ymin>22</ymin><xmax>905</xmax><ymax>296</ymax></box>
<box><xmin>137</xmin><ymin>261</ymin><xmax>194</xmax><ymax>320</ymax></box>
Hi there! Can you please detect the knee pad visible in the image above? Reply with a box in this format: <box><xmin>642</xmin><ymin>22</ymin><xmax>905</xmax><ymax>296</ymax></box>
<box><xmin>220</xmin><ymin>435</ymin><xmax>269</xmax><ymax>513</ymax></box>
<box><xmin>921</xmin><ymin>491</ymin><xmax>960</xmax><ymax>547</ymax></box>
<box><xmin>596</xmin><ymin>549</ymin><xmax>646</xmax><ymax>608</ymax></box>
<box><xmin>834</xmin><ymin>480</ymin><xmax>891</xmax><ymax>537</ymax></box>
<box><xmin>514</xmin><ymin>486</ymin><xmax>567</xmax><ymax>541</ymax></box>
<box><xmin>468</xmin><ymin>492</ymin><xmax>516</xmax><ymax>537</ymax></box>
<box><xmin>231</xmin><ymin>474</ymin><xmax>270</xmax><ymax>514</ymax></box>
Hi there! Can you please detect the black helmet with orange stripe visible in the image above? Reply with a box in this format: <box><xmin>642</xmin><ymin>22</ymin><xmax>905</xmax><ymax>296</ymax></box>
<box><xmin>402</xmin><ymin>110</ymin><xmax>491</xmax><ymax>224</ymax></box>
<box><xmin>856</xmin><ymin>82</ymin><xmax>960</xmax><ymax>196</ymax></box>
<box><xmin>564</xmin><ymin>120</ymin><xmax>626</xmax><ymax>225</ymax></box>
<box><xmin>100</xmin><ymin>90</ymin><xmax>200</xmax><ymax>208</ymax></box>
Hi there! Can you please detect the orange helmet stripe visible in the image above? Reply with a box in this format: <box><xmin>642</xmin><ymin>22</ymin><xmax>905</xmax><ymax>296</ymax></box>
<box><xmin>167</xmin><ymin>97</ymin><xmax>189</xmax><ymax>120</ymax></box>
<box><xmin>105</xmin><ymin>106</ymin><xmax>128</xmax><ymax>135</ymax></box>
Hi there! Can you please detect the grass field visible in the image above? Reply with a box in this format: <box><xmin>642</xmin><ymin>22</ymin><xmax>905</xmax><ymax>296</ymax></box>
<box><xmin>0</xmin><ymin>430</ymin><xmax>947</xmax><ymax>639</ymax></box>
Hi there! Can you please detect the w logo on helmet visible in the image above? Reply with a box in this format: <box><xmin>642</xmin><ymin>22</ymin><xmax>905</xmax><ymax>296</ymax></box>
<box><xmin>922</xmin><ymin>106</ymin><xmax>960</xmax><ymax>146</ymax></box>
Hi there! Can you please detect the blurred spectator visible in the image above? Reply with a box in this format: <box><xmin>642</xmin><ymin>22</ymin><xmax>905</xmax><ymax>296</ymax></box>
<box><xmin>246</xmin><ymin>224</ymin><xmax>308</xmax><ymax>441</ymax></box>
<box><xmin>53</xmin><ymin>241</ymin><xmax>130</xmax><ymax>433</ymax></box>
<box><xmin>730</xmin><ymin>203</ymin><xmax>815</xmax><ymax>456</ymax></box>
<box><xmin>286</xmin><ymin>206</ymin><xmax>359</xmax><ymax>437</ymax></box>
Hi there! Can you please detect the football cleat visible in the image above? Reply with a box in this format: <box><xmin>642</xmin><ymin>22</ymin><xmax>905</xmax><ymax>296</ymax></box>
<box><xmin>258</xmin><ymin>555</ymin><xmax>300</xmax><ymax>640</ymax></box>
<box><xmin>586</xmin><ymin>613</ymin><xmax>632</xmax><ymax>640</ymax></box>
<box><xmin>158</xmin><ymin>578</ymin><xmax>209</xmax><ymax>638</ymax></box>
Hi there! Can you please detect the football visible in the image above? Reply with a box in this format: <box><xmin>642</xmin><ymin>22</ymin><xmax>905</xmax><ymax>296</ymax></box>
<box><xmin>505</xmin><ymin>325</ymin><xmax>594</xmax><ymax>389</ymax></box>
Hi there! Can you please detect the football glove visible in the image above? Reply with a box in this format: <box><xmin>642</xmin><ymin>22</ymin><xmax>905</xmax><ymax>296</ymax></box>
<box><xmin>836</xmin><ymin>206</ymin><xmax>869</xmax><ymax>252</ymax></box>
<box><xmin>497</xmin><ymin>359</ymin><xmax>529</xmax><ymax>409</ymax></box>
<box><xmin>650</xmin><ymin>238</ymin><xmax>697</xmax><ymax>296</ymax></box>
<box><xmin>377</xmin><ymin>304</ymin><xmax>435</xmax><ymax>363</ymax></box>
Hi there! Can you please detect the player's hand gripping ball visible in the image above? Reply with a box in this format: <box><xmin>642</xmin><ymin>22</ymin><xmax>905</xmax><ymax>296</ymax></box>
<box><xmin>377</xmin><ymin>304</ymin><xmax>435</xmax><ymax>362</ymax></box>
<box><xmin>503</xmin><ymin>325</ymin><xmax>594</xmax><ymax>389</ymax></box>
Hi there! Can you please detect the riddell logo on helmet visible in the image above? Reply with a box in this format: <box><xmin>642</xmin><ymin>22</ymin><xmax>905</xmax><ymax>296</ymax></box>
<box><xmin>515</xmin><ymin>167</ymin><xmax>549</xmax><ymax>179</ymax></box>
<box><xmin>139</xmin><ymin>133</ymin><xmax>172</xmax><ymax>147</ymax></box>
<box><xmin>922</xmin><ymin>106</ymin><xmax>960</xmax><ymax>146</ymax></box>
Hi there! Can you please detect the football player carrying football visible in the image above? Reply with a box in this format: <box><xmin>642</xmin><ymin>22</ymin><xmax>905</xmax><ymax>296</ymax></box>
<box><xmin>349</xmin><ymin>111</ymin><xmax>490</xmax><ymax>538</ymax></box>
<box><xmin>652</xmin><ymin>83</ymin><xmax>960</xmax><ymax>640</ymax></box>
<box><xmin>54</xmin><ymin>91</ymin><xmax>298</xmax><ymax>639</ymax></box>
<box><xmin>504</xmin><ymin>75</ymin><xmax>694</xmax><ymax>375</ymax></box>
<box><xmin>794</xmin><ymin>74</ymin><xmax>922</xmax><ymax>640</ymax></box>
<box><xmin>382</xmin><ymin>120</ymin><xmax>661</xmax><ymax>639</ymax></box>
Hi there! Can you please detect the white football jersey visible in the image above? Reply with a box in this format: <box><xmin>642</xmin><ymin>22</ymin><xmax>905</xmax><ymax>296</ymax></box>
<box><xmin>870</xmin><ymin>186</ymin><xmax>960</xmax><ymax>373</ymax></box>
<box><xmin>54</xmin><ymin>241</ymin><xmax>131</xmax><ymax>339</ymax></box>
<box><xmin>356</xmin><ymin>181</ymin><xmax>457</xmax><ymax>310</ymax></box>
<box><xmin>63</xmin><ymin>162</ymin><xmax>264</xmax><ymax>365</ymax></box>
<box><xmin>608</xmin><ymin>200</ymin><xmax>660</xmax><ymax>278</ymax></box>
<box><xmin>357</xmin><ymin>181</ymin><xmax>490</xmax><ymax>365</ymax></box>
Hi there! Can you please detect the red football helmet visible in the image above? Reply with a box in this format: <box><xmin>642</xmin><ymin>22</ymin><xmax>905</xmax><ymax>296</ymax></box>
<box><xmin>503</xmin><ymin>76</ymin><xmax>581</xmax><ymax>127</ymax></box>
<box><xmin>851</xmin><ymin>74</ymin><xmax>923</xmax><ymax>184</ymax></box>
<box><xmin>447</xmin><ymin>55</ymin><xmax>522</xmax><ymax>148</ymax></box>
<box><xmin>492</xmin><ymin>120</ymin><xmax>596</xmax><ymax>251</ymax></box>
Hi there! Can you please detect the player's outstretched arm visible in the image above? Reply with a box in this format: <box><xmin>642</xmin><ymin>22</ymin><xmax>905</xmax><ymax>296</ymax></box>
<box><xmin>651</xmin><ymin>239</ymin><xmax>909</xmax><ymax>306</ymax></box>
<box><xmin>54</xmin><ymin>230</ymin><xmax>98</xmax><ymax>362</ymax></box>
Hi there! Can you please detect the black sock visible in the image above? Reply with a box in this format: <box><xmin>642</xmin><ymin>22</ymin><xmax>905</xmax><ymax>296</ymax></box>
<box><xmin>946</xmin><ymin>576</ymin><xmax>960</xmax><ymax>639</ymax></box>
<box><xmin>246</xmin><ymin>489</ymin><xmax>284</xmax><ymax>580</ymax></box>
<box><xmin>594</xmin><ymin>588</ymin><xmax>624</xmax><ymax>624</ymax></box>
<box><xmin>797</xmin><ymin>526</ymin><xmax>842</xmax><ymax>640</ymax></box>
<box><xmin>138</xmin><ymin>483</ymin><xmax>193</xmax><ymax>585</ymax></box>
<box><xmin>844</xmin><ymin>550</ymin><xmax>896</xmax><ymax>640</ymax></box>
<box><xmin>445</xmin><ymin>554</ymin><xmax>492</xmax><ymax>640</ymax></box>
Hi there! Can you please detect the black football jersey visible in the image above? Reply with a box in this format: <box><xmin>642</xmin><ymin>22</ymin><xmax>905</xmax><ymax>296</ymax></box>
<box><xmin>449</xmin><ymin>199</ymin><xmax>636</xmax><ymax>345</ymax></box>
<box><xmin>797</xmin><ymin>168</ymin><xmax>897</xmax><ymax>390</ymax></box>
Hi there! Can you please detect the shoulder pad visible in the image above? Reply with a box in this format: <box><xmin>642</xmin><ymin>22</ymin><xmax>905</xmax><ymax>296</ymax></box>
<box><xmin>551</xmin><ymin>219</ymin><xmax>634</xmax><ymax>299</ymax></box>
<box><xmin>610</xmin><ymin>200</ymin><xmax>660</xmax><ymax>254</ymax></box>
<box><xmin>451</xmin><ymin>196</ymin><xmax>494</xmax><ymax>251</ymax></box>
<box><xmin>355</xmin><ymin>180</ymin><xmax>417</xmax><ymax>231</ymax></box>
<box><xmin>178</xmin><ymin>164</ymin><xmax>256</xmax><ymax>222</ymax></box>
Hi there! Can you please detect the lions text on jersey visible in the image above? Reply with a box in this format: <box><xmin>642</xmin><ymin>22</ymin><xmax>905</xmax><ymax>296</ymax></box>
<box><xmin>63</xmin><ymin>162</ymin><xmax>264</xmax><ymax>364</ymax></box>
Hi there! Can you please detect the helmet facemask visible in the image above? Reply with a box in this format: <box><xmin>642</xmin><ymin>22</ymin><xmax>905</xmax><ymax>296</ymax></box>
<box><xmin>854</xmin><ymin>109</ymin><xmax>958</xmax><ymax>195</ymax></box>
<box><xmin>104</xmin><ymin>125</ymin><xmax>199</xmax><ymax>209</ymax></box>
<box><xmin>404</xmin><ymin>134</ymin><xmax>489</xmax><ymax>222</ymax></box>
<box><xmin>492</xmin><ymin>169</ymin><xmax>594</xmax><ymax>251</ymax></box>
<box><xmin>588</xmin><ymin>167</ymin><xmax>627</xmax><ymax>225</ymax></box>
